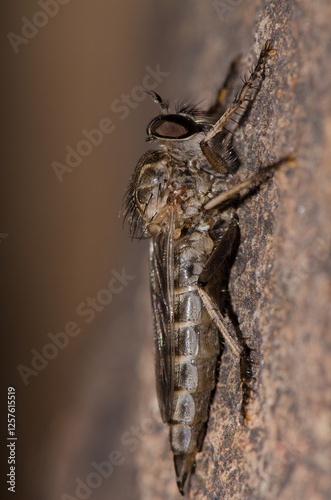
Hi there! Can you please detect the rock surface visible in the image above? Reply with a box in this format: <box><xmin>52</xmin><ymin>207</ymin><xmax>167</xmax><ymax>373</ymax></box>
<box><xmin>134</xmin><ymin>1</ymin><xmax>331</xmax><ymax>499</ymax></box>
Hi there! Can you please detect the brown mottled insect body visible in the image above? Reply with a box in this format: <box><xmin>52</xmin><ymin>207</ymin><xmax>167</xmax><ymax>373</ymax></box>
<box><xmin>170</xmin><ymin>222</ymin><xmax>221</xmax><ymax>486</ymax></box>
<box><xmin>124</xmin><ymin>41</ymin><xmax>286</xmax><ymax>494</ymax></box>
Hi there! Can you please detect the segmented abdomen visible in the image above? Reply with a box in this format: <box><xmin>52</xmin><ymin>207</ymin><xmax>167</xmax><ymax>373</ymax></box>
<box><xmin>170</xmin><ymin>232</ymin><xmax>220</xmax><ymax>485</ymax></box>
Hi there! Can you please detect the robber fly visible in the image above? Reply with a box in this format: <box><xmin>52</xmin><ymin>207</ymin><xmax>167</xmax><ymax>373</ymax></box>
<box><xmin>124</xmin><ymin>41</ymin><xmax>291</xmax><ymax>495</ymax></box>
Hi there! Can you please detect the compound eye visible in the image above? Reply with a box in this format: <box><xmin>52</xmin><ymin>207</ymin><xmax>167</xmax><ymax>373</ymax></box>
<box><xmin>148</xmin><ymin>114</ymin><xmax>199</xmax><ymax>139</ymax></box>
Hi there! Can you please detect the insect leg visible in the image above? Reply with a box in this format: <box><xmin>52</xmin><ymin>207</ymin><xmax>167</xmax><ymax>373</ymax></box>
<box><xmin>198</xmin><ymin>219</ymin><xmax>243</xmax><ymax>358</ymax></box>
<box><xmin>198</xmin><ymin>287</ymin><xmax>242</xmax><ymax>356</ymax></box>
<box><xmin>200</xmin><ymin>40</ymin><xmax>275</xmax><ymax>172</ymax></box>
<box><xmin>206</xmin><ymin>56</ymin><xmax>242</xmax><ymax>117</ymax></box>
<box><xmin>203</xmin><ymin>154</ymin><xmax>295</xmax><ymax>211</ymax></box>
<box><xmin>198</xmin><ymin>220</ymin><xmax>255</xmax><ymax>419</ymax></box>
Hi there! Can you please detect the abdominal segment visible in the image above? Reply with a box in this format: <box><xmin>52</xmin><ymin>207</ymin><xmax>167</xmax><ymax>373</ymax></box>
<box><xmin>170</xmin><ymin>234</ymin><xmax>220</xmax><ymax>489</ymax></box>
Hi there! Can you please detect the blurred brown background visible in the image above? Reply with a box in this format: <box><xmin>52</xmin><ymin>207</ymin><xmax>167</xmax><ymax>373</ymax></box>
<box><xmin>2</xmin><ymin>1</ymin><xmax>331</xmax><ymax>500</ymax></box>
<box><xmin>1</xmin><ymin>1</ymin><xmax>174</xmax><ymax>499</ymax></box>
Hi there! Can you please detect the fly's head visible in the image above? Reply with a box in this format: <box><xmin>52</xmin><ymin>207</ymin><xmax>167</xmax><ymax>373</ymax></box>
<box><xmin>146</xmin><ymin>92</ymin><xmax>214</xmax><ymax>162</ymax></box>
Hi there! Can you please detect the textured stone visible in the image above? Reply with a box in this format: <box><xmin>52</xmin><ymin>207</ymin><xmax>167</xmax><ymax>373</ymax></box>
<box><xmin>134</xmin><ymin>1</ymin><xmax>331</xmax><ymax>499</ymax></box>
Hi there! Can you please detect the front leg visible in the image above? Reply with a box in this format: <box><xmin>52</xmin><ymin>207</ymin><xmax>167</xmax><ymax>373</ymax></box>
<box><xmin>206</xmin><ymin>56</ymin><xmax>242</xmax><ymax>118</ymax></box>
<box><xmin>200</xmin><ymin>40</ymin><xmax>276</xmax><ymax>173</ymax></box>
